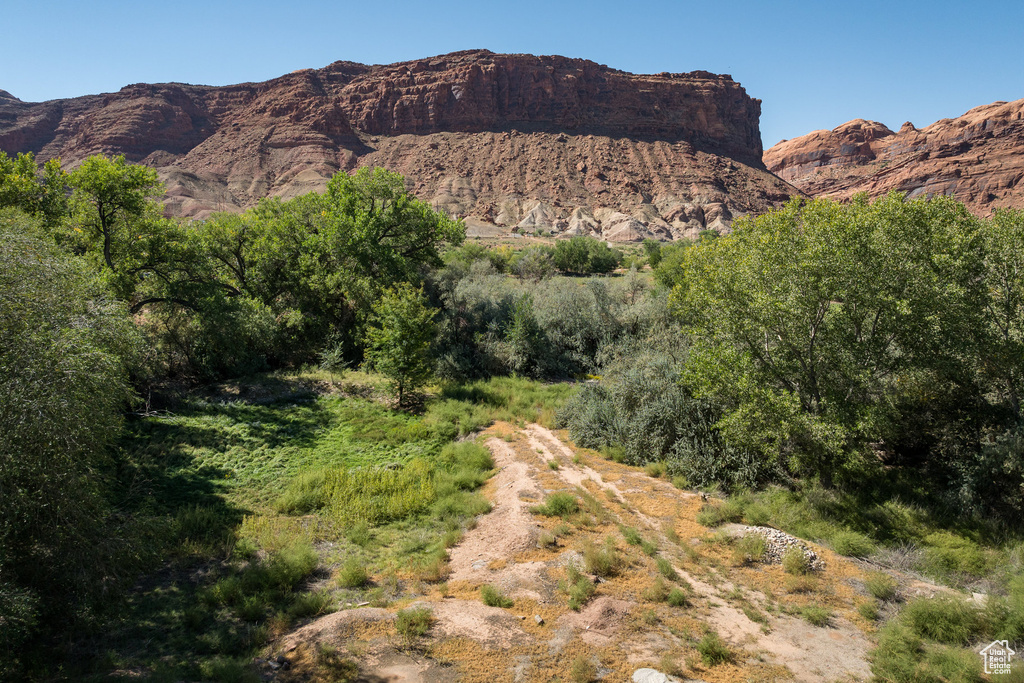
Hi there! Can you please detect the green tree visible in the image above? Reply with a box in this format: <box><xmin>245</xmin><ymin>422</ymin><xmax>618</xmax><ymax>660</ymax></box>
<box><xmin>980</xmin><ymin>208</ymin><xmax>1024</xmax><ymax>418</ymax></box>
<box><xmin>0</xmin><ymin>151</ymin><xmax>69</xmax><ymax>226</ymax></box>
<box><xmin>0</xmin><ymin>209</ymin><xmax>139</xmax><ymax>655</ymax></box>
<box><xmin>553</xmin><ymin>236</ymin><xmax>591</xmax><ymax>274</ymax></box>
<box><xmin>672</xmin><ymin>193</ymin><xmax>988</xmax><ymax>484</ymax></box>
<box><xmin>642</xmin><ymin>238</ymin><xmax>662</xmax><ymax>267</ymax></box>
<box><xmin>363</xmin><ymin>284</ymin><xmax>437</xmax><ymax>406</ymax></box>
<box><xmin>553</xmin><ymin>235</ymin><xmax>620</xmax><ymax>275</ymax></box>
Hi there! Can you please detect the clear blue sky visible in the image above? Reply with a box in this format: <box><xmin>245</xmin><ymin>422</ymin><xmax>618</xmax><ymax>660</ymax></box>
<box><xmin>3</xmin><ymin>0</ymin><xmax>1022</xmax><ymax>150</ymax></box>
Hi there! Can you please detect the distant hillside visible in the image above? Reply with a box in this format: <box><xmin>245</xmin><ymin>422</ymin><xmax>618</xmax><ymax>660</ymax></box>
<box><xmin>0</xmin><ymin>50</ymin><xmax>798</xmax><ymax>240</ymax></box>
<box><xmin>764</xmin><ymin>98</ymin><xmax>1024</xmax><ymax>213</ymax></box>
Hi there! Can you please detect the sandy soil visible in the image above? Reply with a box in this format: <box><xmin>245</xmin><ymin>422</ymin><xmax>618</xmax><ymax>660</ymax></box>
<box><xmin>278</xmin><ymin>422</ymin><xmax>882</xmax><ymax>682</ymax></box>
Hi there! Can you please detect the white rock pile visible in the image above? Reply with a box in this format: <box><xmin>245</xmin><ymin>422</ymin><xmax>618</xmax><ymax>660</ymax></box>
<box><xmin>745</xmin><ymin>526</ymin><xmax>825</xmax><ymax>570</ymax></box>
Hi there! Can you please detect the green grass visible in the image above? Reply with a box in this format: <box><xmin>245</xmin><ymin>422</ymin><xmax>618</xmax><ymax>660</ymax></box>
<box><xmin>695</xmin><ymin>501</ymin><xmax>743</xmax><ymax>527</ymax></box>
<box><xmin>732</xmin><ymin>534</ymin><xmax>767</xmax><ymax>566</ymax></box>
<box><xmin>562</xmin><ymin>565</ymin><xmax>596</xmax><ymax>611</ymax></box>
<box><xmin>396</xmin><ymin>606</ymin><xmax>433</xmax><ymax>639</ymax></box>
<box><xmin>61</xmin><ymin>371</ymin><xmax>571</xmax><ymax>681</ymax></box>
<box><xmin>696</xmin><ymin>631</ymin><xmax>732</xmax><ymax>666</ymax></box>
<box><xmin>582</xmin><ymin>538</ymin><xmax>623</xmax><ymax>577</ymax></box>
<box><xmin>531</xmin><ymin>492</ymin><xmax>579</xmax><ymax>518</ymax></box>
<box><xmin>782</xmin><ymin>546</ymin><xmax>811</xmax><ymax>575</ymax></box>
<box><xmin>830</xmin><ymin>530</ymin><xmax>876</xmax><ymax>558</ymax></box>
<box><xmin>715</xmin><ymin>484</ymin><xmax>1021</xmax><ymax>591</ymax></box>
<box><xmin>336</xmin><ymin>557</ymin><xmax>370</xmax><ymax>588</ymax></box>
<box><xmin>864</xmin><ymin>571</ymin><xmax>898</xmax><ymax>601</ymax></box>
<box><xmin>667</xmin><ymin>588</ymin><xmax>689</xmax><ymax>607</ymax></box>
<box><xmin>656</xmin><ymin>557</ymin><xmax>679</xmax><ymax>581</ymax></box>
<box><xmin>480</xmin><ymin>584</ymin><xmax>514</xmax><ymax>608</ymax></box>
<box><xmin>800</xmin><ymin>605</ymin><xmax>832</xmax><ymax>627</ymax></box>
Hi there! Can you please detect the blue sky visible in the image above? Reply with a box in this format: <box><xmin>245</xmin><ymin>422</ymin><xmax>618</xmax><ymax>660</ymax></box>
<box><xmin>3</xmin><ymin>0</ymin><xmax>1022</xmax><ymax>149</ymax></box>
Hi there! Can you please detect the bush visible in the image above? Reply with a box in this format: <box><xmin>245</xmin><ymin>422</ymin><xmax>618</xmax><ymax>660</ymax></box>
<box><xmin>696</xmin><ymin>502</ymin><xmax>743</xmax><ymax>528</ymax></box>
<box><xmin>858</xmin><ymin>600</ymin><xmax>880</xmax><ymax>621</ymax></box>
<box><xmin>531</xmin><ymin>492</ymin><xmax>579</xmax><ymax>518</ymax></box>
<box><xmin>287</xmin><ymin>590</ymin><xmax>335</xmax><ymax>620</ymax></box>
<box><xmin>801</xmin><ymin>606</ymin><xmax>832</xmax><ymax>627</ymax></box>
<box><xmin>570</xmin><ymin>656</ymin><xmax>597</xmax><ymax>683</ymax></box>
<box><xmin>563</xmin><ymin>566</ymin><xmax>596</xmax><ymax>611</ymax></box>
<box><xmin>337</xmin><ymin>558</ymin><xmax>370</xmax><ymax>589</ymax></box>
<box><xmin>667</xmin><ymin>588</ymin><xmax>689</xmax><ymax>607</ymax></box>
<box><xmin>480</xmin><ymin>584</ymin><xmax>514</xmax><ymax>608</ymax></box>
<box><xmin>920</xmin><ymin>532</ymin><xmax>988</xmax><ymax>580</ymax></box>
<box><xmin>732</xmin><ymin>534</ymin><xmax>767</xmax><ymax>565</ymax></box>
<box><xmin>644</xmin><ymin>462</ymin><xmax>667</xmax><ymax>478</ymax></box>
<box><xmin>870</xmin><ymin>621</ymin><xmax>984</xmax><ymax>683</ymax></box>
<box><xmin>696</xmin><ymin>631</ymin><xmax>732</xmax><ymax>666</ymax></box>
<box><xmin>900</xmin><ymin>596</ymin><xmax>981</xmax><ymax>646</ymax></box>
<box><xmin>395</xmin><ymin>606</ymin><xmax>433</xmax><ymax>639</ymax></box>
<box><xmin>582</xmin><ymin>539</ymin><xmax>623</xmax><ymax>577</ymax></box>
<box><xmin>864</xmin><ymin>571</ymin><xmax>898</xmax><ymax>601</ymax></box>
<box><xmin>656</xmin><ymin>557</ymin><xmax>679</xmax><ymax>581</ymax></box>
<box><xmin>642</xmin><ymin>577</ymin><xmax>670</xmax><ymax>603</ymax></box>
<box><xmin>782</xmin><ymin>546</ymin><xmax>811</xmax><ymax>575</ymax></box>
<box><xmin>830</xmin><ymin>530</ymin><xmax>876</xmax><ymax>558</ymax></box>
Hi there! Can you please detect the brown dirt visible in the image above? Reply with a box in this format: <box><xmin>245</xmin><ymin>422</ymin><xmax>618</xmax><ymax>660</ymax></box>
<box><xmin>280</xmin><ymin>422</ymin><xmax>881</xmax><ymax>682</ymax></box>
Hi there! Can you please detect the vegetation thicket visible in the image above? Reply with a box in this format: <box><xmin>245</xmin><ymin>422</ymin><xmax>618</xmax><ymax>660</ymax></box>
<box><xmin>3</xmin><ymin>149</ymin><xmax>1024</xmax><ymax>680</ymax></box>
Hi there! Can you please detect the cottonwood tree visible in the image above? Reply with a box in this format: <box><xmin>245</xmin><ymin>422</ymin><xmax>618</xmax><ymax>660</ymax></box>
<box><xmin>671</xmin><ymin>193</ymin><xmax>989</xmax><ymax>484</ymax></box>
<box><xmin>363</xmin><ymin>284</ymin><xmax>437</xmax><ymax>406</ymax></box>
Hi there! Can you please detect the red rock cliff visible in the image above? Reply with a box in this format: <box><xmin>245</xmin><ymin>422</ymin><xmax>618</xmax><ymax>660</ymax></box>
<box><xmin>0</xmin><ymin>50</ymin><xmax>798</xmax><ymax>239</ymax></box>
<box><xmin>763</xmin><ymin>99</ymin><xmax>1024</xmax><ymax>213</ymax></box>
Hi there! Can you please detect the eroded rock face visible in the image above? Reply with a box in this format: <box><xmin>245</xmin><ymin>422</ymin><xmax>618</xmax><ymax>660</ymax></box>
<box><xmin>0</xmin><ymin>50</ymin><xmax>799</xmax><ymax>238</ymax></box>
<box><xmin>764</xmin><ymin>99</ymin><xmax>1024</xmax><ymax>213</ymax></box>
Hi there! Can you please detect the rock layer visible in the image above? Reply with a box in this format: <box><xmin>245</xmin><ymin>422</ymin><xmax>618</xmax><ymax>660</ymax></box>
<box><xmin>0</xmin><ymin>50</ymin><xmax>799</xmax><ymax>238</ymax></box>
<box><xmin>764</xmin><ymin>99</ymin><xmax>1024</xmax><ymax>213</ymax></box>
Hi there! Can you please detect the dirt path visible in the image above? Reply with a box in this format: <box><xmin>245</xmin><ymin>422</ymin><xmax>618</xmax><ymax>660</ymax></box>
<box><xmin>282</xmin><ymin>422</ymin><xmax>876</xmax><ymax>683</ymax></box>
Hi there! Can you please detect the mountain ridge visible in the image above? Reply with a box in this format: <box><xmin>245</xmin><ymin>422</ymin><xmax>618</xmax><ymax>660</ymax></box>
<box><xmin>764</xmin><ymin>98</ymin><xmax>1024</xmax><ymax>213</ymax></box>
<box><xmin>0</xmin><ymin>49</ymin><xmax>798</xmax><ymax>240</ymax></box>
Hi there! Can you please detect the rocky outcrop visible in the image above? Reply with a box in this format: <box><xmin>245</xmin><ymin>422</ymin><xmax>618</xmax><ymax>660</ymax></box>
<box><xmin>764</xmin><ymin>99</ymin><xmax>1024</xmax><ymax>213</ymax></box>
<box><xmin>1</xmin><ymin>50</ymin><xmax>800</xmax><ymax>238</ymax></box>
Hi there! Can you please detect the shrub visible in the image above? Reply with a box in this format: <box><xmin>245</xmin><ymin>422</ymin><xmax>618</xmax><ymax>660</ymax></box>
<box><xmin>864</xmin><ymin>571</ymin><xmax>898</xmax><ymax>601</ymax></box>
<box><xmin>656</xmin><ymin>557</ymin><xmax>679</xmax><ymax>581</ymax></box>
<box><xmin>395</xmin><ymin>606</ymin><xmax>433</xmax><ymax>639</ymax></box>
<box><xmin>784</xmin><ymin>575</ymin><xmax>817</xmax><ymax>594</ymax></box>
<box><xmin>287</xmin><ymin>590</ymin><xmax>335</xmax><ymax>619</ymax></box>
<box><xmin>695</xmin><ymin>502</ymin><xmax>743</xmax><ymax>528</ymax></box>
<box><xmin>531</xmin><ymin>492</ymin><xmax>579</xmax><ymax>518</ymax></box>
<box><xmin>570</xmin><ymin>656</ymin><xmax>597</xmax><ymax>683</ymax></box>
<box><xmin>921</xmin><ymin>532</ymin><xmax>988</xmax><ymax>580</ymax></box>
<box><xmin>742</xmin><ymin>502</ymin><xmax>771</xmax><ymax>527</ymax></box>
<box><xmin>583</xmin><ymin>539</ymin><xmax>623</xmax><ymax>577</ymax></box>
<box><xmin>346</xmin><ymin>522</ymin><xmax>371</xmax><ymax>547</ymax></box>
<box><xmin>563</xmin><ymin>566</ymin><xmax>596</xmax><ymax>611</ymax></box>
<box><xmin>667</xmin><ymin>588</ymin><xmax>689</xmax><ymax>607</ymax></box>
<box><xmin>870</xmin><ymin>621</ymin><xmax>984</xmax><ymax>683</ymax></box>
<box><xmin>830</xmin><ymin>530</ymin><xmax>876</xmax><ymax>558</ymax></box>
<box><xmin>900</xmin><ymin>596</ymin><xmax>981</xmax><ymax>646</ymax></box>
<box><xmin>480</xmin><ymin>584</ymin><xmax>514</xmax><ymax>608</ymax></box>
<box><xmin>696</xmin><ymin>631</ymin><xmax>732</xmax><ymax>666</ymax></box>
<box><xmin>782</xmin><ymin>546</ymin><xmax>811</xmax><ymax>575</ymax></box>
<box><xmin>620</xmin><ymin>525</ymin><xmax>643</xmax><ymax>546</ymax></box>
<box><xmin>732</xmin><ymin>534</ymin><xmax>767</xmax><ymax>566</ymax></box>
<box><xmin>858</xmin><ymin>600</ymin><xmax>880</xmax><ymax>621</ymax></box>
<box><xmin>336</xmin><ymin>558</ymin><xmax>370</xmax><ymax>589</ymax></box>
<box><xmin>672</xmin><ymin>475</ymin><xmax>689</xmax><ymax>490</ymax></box>
<box><xmin>644</xmin><ymin>462</ymin><xmax>667</xmax><ymax>478</ymax></box>
<box><xmin>642</xmin><ymin>577</ymin><xmax>670</xmax><ymax>603</ymax></box>
<box><xmin>801</xmin><ymin>606</ymin><xmax>831</xmax><ymax>627</ymax></box>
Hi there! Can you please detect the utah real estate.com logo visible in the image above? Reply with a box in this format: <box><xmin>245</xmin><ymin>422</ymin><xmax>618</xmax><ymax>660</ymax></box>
<box><xmin>980</xmin><ymin>640</ymin><xmax>1015</xmax><ymax>676</ymax></box>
